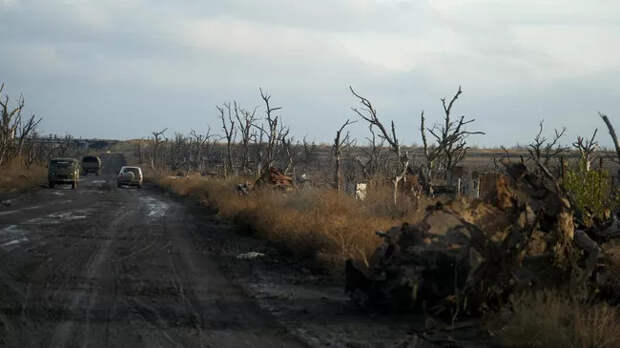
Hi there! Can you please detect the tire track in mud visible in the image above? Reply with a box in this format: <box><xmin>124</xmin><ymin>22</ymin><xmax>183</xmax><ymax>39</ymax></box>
<box><xmin>105</xmin><ymin>202</ymin><xmax>202</xmax><ymax>346</ymax></box>
<box><xmin>0</xmin><ymin>197</ymin><xmax>112</xmax><ymax>346</ymax></box>
<box><xmin>38</xmin><ymin>198</ymin><xmax>129</xmax><ymax>346</ymax></box>
<box><xmin>0</xmin><ymin>153</ymin><xmax>305</xmax><ymax>347</ymax></box>
<box><xmin>75</xmin><ymin>208</ymin><xmax>135</xmax><ymax>348</ymax></box>
<box><xmin>89</xmin><ymin>197</ymin><xmax>175</xmax><ymax>347</ymax></box>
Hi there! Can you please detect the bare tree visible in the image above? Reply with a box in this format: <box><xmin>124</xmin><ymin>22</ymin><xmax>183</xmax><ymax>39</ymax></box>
<box><xmin>424</xmin><ymin>87</ymin><xmax>485</xmax><ymax>183</ymax></box>
<box><xmin>280</xmin><ymin>132</ymin><xmax>298</xmax><ymax>176</ymax></box>
<box><xmin>216</xmin><ymin>103</ymin><xmax>237</xmax><ymax>177</ymax></box>
<box><xmin>252</xmin><ymin>127</ymin><xmax>266</xmax><ymax>177</ymax></box>
<box><xmin>0</xmin><ymin>83</ymin><xmax>41</xmax><ymax>167</ymax></box>
<box><xmin>420</xmin><ymin>111</ymin><xmax>442</xmax><ymax>193</ymax></box>
<box><xmin>22</xmin><ymin>131</ymin><xmax>41</xmax><ymax>168</ymax></box>
<box><xmin>572</xmin><ymin>129</ymin><xmax>598</xmax><ymax>171</ymax></box>
<box><xmin>170</xmin><ymin>132</ymin><xmax>189</xmax><ymax>172</ymax></box>
<box><xmin>527</xmin><ymin>120</ymin><xmax>566</xmax><ymax>170</ymax></box>
<box><xmin>350</xmin><ymin>86</ymin><xmax>408</xmax><ymax>204</ymax></box>
<box><xmin>600</xmin><ymin>113</ymin><xmax>620</xmax><ymax>164</ymax></box>
<box><xmin>355</xmin><ymin>124</ymin><xmax>389</xmax><ymax>181</ymax></box>
<box><xmin>256</xmin><ymin>88</ymin><xmax>283</xmax><ymax>171</ymax></box>
<box><xmin>189</xmin><ymin>127</ymin><xmax>214</xmax><ymax>173</ymax></box>
<box><xmin>15</xmin><ymin>114</ymin><xmax>41</xmax><ymax>159</ymax></box>
<box><xmin>150</xmin><ymin>128</ymin><xmax>167</xmax><ymax>170</ymax></box>
<box><xmin>235</xmin><ymin>106</ymin><xmax>258</xmax><ymax>175</ymax></box>
<box><xmin>332</xmin><ymin>119</ymin><xmax>356</xmax><ymax>192</ymax></box>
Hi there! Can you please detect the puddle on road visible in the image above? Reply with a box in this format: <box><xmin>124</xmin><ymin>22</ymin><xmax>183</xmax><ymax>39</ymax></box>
<box><xmin>0</xmin><ymin>225</ymin><xmax>30</xmax><ymax>251</ymax></box>
<box><xmin>27</xmin><ymin>209</ymin><xmax>90</xmax><ymax>225</ymax></box>
<box><xmin>0</xmin><ymin>200</ymin><xmax>73</xmax><ymax>217</ymax></box>
<box><xmin>48</xmin><ymin>211</ymin><xmax>88</xmax><ymax>221</ymax></box>
<box><xmin>140</xmin><ymin>196</ymin><xmax>170</xmax><ymax>219</ymax></box>
<box><xmin>0</xmin><ymin>203</ymin><xmax>89</xmax><ymax>251</ymax></box>
<box><xmin>0</xmin><ymin>205</ymin><xmax>44</xmax><ymax>216</ymax></box>
<box><xmin>0</xmin><ymin>225</ymin><xmax>21</xmax><ymax>234</ymax></box>
<box><xmin>2</xmin><ymin>237</ymin><xmax>29</xmax><ymax>248</ymax></box>
<box><xmin>91</xmin><ymin>180</ymin><xmax>106</xmax><ymax>184</ymax></box>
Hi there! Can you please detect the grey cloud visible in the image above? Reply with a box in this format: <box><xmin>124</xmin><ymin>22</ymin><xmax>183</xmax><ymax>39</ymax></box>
<box><xmin>0</xmin><ymin>0</ymin><xmax>619</xmax><ymax>147</ymax></box>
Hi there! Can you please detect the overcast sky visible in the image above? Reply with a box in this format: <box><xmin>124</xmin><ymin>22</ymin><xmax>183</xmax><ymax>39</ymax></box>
<box><xmin>1</xmin><ymin>0</ymin><xmax>619</xmax><ymax>147</ymax></box>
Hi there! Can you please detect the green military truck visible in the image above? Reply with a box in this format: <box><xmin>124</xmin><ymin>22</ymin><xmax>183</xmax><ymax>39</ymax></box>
<box><xmin>49</xmin><ymin>158</ymin><xmax>80</xmax><ymax>189</ymax></box>
<box><xmin>81</xmin><ymin>155</ymin><xmax>102</xmax><ymax>175</ymax></box>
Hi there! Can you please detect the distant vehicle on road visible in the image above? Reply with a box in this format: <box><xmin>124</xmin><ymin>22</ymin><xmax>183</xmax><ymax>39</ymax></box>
<box><xmin>49</xmin><ymin>158</ymin><xmax>80</xmax><ymax>189</ymax></box>
<box><xmin>117</xmin><ymin>166</ymin><xmax>143</xmax><ymax>188</ymax></box>
<box><xmin>81</xmin><ymin>155</ymin><xmax>102</xmax><ymax>175</ymax></box>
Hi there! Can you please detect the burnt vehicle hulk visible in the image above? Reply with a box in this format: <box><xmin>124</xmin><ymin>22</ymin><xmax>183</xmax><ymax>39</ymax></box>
<box><xmin>49</xmin><ymin>158</ymin><xmax>80</xmax><ymax>189</ymax></box>
<box><xmin>81</xmin><ymin>155</ymin><xmax>102</xmax><ymax>175</ymax></box>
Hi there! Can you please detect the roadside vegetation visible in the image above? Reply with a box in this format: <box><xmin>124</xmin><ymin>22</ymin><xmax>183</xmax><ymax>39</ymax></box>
<box><xmin>497</xmin><ymin>291</ymin><xmax>620</xmax><ymax>348</ymax></box>
<box><xmin>0</xmin><ymin>156</ymin><xmax>47</xmax><ymax>192</ymax></box>
<box><xmin>151</xmin><ymin>173</ymin><xmax>428</xmax><ymax>268</ymax></box>
<box><xmin>0</xmin><ymin>82</ymin><xmax>44</xmax><ymax>193</ymax></box>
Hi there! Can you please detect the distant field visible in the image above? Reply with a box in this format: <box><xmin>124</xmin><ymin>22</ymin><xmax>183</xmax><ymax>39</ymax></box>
<box><xmin>113</xmin><ymin>139</ymin><xmax>620</xmax><ymax>181</ymax></box>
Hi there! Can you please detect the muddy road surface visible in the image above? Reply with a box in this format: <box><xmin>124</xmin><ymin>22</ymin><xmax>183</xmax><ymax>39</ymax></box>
<box><xmin>0</xmin><ymin>154</ymin><xmax>303</xmax><ymax>347</ymax></box>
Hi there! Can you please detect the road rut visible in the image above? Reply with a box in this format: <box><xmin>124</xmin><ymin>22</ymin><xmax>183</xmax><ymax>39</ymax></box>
<box><xmin>0</xmin><ymin>154</ymin><xmax>303</xmax><ymax>347</ymax></box>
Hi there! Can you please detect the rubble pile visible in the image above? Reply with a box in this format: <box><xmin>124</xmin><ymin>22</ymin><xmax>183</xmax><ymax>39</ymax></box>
<box><xmin>346</xmin><ymin>162</ymin><xmax>620</xmax><ymax>317</ymax></box>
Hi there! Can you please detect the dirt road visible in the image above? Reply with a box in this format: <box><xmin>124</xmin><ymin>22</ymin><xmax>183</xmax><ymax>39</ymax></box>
<box><xmin>0</xmin><ymin>154</ymin><xmax>303</xmax><ymax>347</ymax></box>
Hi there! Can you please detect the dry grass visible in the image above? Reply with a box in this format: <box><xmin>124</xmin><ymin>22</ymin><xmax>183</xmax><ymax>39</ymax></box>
<box><xmin>0</xmin><ymin>158</ymin><xmax>47</xmax><ymax>193</ymax></box>
<box><xmin>153</xmin><ymin>174</ymin><xmax>428</xmax><ymax>269</ymax></box>
<box><xmin>497</xmin><ymin>291</ymin><xmax>620</xmax><ymax>348</ymax></box>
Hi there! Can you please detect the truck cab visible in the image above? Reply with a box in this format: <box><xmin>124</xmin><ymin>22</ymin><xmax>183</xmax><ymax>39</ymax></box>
<box><xmin>49</xmin><ymin>158</ymin><xmax>80</xmax><ymax>189</ymax></box>
<box><xmin>82</xmin><ymin>155</ymin><xmax>102</xmax><ymax>175</ymax></box>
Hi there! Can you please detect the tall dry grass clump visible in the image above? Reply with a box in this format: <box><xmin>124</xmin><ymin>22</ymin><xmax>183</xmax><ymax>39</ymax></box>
<box><xmin>0</xmin><ymin>156</ymin><xmax>47</xmax><ymax>192</ymax></box>
<box><xmin>497</xmin><ymin>290</ymin><xmax>620</xmax><ymax>348</ymax></box>
<box><xmin>153</xmin><ymin>174</ymin><xmax>427</xmax><ymax>269</ymax></box>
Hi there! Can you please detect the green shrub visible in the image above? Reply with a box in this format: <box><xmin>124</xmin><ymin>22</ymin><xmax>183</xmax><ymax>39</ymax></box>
<box><xmin>562</xmin><ymin>160</ymin><xmax>618</xmax><ymax>226</ymax></box>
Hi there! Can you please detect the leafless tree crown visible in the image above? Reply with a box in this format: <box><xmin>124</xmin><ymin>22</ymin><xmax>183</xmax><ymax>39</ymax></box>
<box><xmin>0</xmin><ymin>83</ymin><xmax>42</xmax><ymax>167</ymax></box>
<box><xmin>424</xmin><ymin>87</ymin><xmax>485</xmax><ymax>177</ymax></box>
<box><xmin>572</xmin><ymin>128</ymin><xmax>598</xmax><ymax>171</ymax></box>
<box><xmin>332</xmin><ymin>118</ymin><xmax>357</xmax><ymax>191</ymax></box>
<box><xmin>350</xmin><ymin>86</ymin><xmax>409</xmax><ymax>204</ymax></box>
<box><xmin>527</xmin><ymin>120</ymin><xmax>567</xmax><ymax>167</ymax></box>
